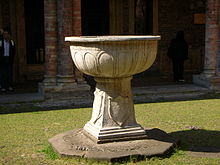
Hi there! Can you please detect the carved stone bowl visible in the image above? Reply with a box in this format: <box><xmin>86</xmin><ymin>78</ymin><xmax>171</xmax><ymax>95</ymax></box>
<box><xmin>65</xmin><ymin>36</ymin><xmax>160</xmax><ymax>78</ymax></box>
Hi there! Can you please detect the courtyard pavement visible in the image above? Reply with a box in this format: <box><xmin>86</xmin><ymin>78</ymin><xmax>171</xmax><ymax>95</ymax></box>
<box><xmin>0</xmin><ymin>72</ymin><xmax>217</xmax><ymax>107</ymax></box>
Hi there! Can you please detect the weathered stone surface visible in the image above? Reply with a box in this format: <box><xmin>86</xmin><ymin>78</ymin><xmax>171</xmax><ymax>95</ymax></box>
<box><xmin>49</xmin><ymin>128</ymin><xmax>178</xmax><ymax>161</ymax></box>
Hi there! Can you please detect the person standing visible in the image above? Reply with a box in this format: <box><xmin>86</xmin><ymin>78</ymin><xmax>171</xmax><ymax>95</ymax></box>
<box><xmin>167</xmin><ymin>31</ymin><xmax>188</xmax><ymax>82</ymax></box>
<box><xmin>0</xmin><ymin>28</ymin><xmax>15</xmax><ymax>92</ymax></box>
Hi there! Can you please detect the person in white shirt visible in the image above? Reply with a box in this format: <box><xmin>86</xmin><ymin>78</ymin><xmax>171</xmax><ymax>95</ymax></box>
<box><xmin>0</xmin><ymin>28</ymin><xmax>15</xmax><ymax>92</ymax></box>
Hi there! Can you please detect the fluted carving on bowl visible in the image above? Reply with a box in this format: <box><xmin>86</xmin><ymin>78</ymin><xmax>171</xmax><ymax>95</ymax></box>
<box><xmin>70</xmin><ymin>40</ymin><xmax>157</xmax><ymax>78</ymax></box>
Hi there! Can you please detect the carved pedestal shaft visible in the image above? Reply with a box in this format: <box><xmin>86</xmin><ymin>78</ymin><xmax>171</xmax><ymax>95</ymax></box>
<box><xmin>84</xmin><ymin>77</ymin><xmax>147</xmax><ymax>143</ymax></box>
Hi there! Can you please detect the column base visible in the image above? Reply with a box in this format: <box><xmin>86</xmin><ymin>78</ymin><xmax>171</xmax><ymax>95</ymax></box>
<box><xmin>84</xmin><ymin>122</ymin><xmax>147</xmax><ymax>143</ymax></box>
<box><xmin>193</xmin><ymin>74</ymin><xmax>220</xmax><ymax>91</ymax></box>
<box><xmin>39</xmin><ymin>75</ymin><xmax>90</xmax><ymax>100</ymax></box>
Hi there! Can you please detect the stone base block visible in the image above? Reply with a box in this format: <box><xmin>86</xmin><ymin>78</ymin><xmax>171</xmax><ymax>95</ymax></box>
<box><xmin>193</xmin><ymin>74</ymin><xmax>220</xmax><ymax>91</ymax></box>
<box><xmin>49</xmin><ymin>128</ymin><xmax>178</xmax><ymax>161</ymax></box>
<box><xmin>83</xmin><ymin>122</ymin><xmax>147</xmax><ymax>143</ymax></box>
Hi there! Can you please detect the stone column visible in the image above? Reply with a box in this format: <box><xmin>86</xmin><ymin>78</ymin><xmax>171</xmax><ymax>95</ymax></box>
<box><xmin>193</xmin><ymin>0</ymin><xmax>220</xmax><ymax>90</ymax></box>
<box><xmin>109</xmin><ymin>0</ymin><xmax>135</xmax><ymax>34</ymax></box>
<box><xmin>39</xmin><ymin>0</ymin><xmax>58</xmax><ymax>95</ymax></box>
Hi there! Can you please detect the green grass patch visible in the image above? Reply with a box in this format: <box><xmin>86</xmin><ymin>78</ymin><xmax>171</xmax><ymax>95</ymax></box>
<box><xmin>40</xmin><ymin>145</ymin><xmax>59</xmax><ymax>160</ymax></box>
<box><xmin>0</xmin><ymin>99</ymin><xmax>220</xmax><ymax>164</ymax></box>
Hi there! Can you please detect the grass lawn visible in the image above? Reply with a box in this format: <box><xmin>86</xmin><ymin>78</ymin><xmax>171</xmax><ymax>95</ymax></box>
<box><xmin>0</xmin><ymin>99</ymin><xmax>220</xmax><ymax>165</ymax></box>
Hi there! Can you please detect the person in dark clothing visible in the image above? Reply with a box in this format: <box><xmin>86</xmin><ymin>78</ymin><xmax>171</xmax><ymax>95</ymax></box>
<box><xmin>0</xmin><ymin>28</ymin><xmax>16</xmax><ymax>92</ymax></box>
<box><xmin>167</xmin><ymin>31</ymin><xmax>188</xmax><ymax>82</ymax></box>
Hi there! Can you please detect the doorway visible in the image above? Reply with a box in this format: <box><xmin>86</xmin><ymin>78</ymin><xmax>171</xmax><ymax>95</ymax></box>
<box><xmin>24</xmin><ymin>0</ymin><xmax>44</xmax><ymax>81</ymax></box>
<box><xmin>81</xmin><ymin>0</ymin><xmax>109</xmax><ymax>35</ymax></box>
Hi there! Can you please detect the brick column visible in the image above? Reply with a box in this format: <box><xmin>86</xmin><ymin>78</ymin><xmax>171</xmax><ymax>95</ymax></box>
<box><xmin>56</xmin><ymin>0</ymin><xmax>76</xmax><ymax>89</ymax></box>
<box><xmin>193</xmin><ymin>0</ymin><xmax>220</xmax><ymax>90</ymax></box>
<box><xmin>203</xmin><ymin>0</ymin><xmax>219</xmax><ymax>76</ymax></box>
<box><xmin>39</xmin><ymin>0</ymin><xmax>89</xmax><ymax>99</ymax></box>
<box><xmin>42</xmin><ymin>0</ymin><xmax>57</xmax><ymax>85</ymax></box>
<box><xmin>39</xmin><ymin>0</ymin><xmax>58</xmax><ymax>96</ymax></box>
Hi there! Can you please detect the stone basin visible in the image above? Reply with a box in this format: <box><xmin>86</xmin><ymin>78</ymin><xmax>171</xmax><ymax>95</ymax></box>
<box><xmin>65</xmin><ymin>35</ymin><xmax>161</xmax><ymax>143</ymax></box>
<box><xmin>65</xmin><ymin>35</ymin><xmax>160</xmax><ymax>78</ymax></box>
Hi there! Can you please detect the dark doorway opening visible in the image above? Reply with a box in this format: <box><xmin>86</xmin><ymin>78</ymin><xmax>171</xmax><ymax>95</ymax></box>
<box><xmin>81</xmin><ymin>0</ymin><xmax>109</xmax><ymax>35</ymax></box>
<box><xmin>24</xmin><ymin>0</ymin><xmax>45</xmax><ymax>64</ymax></box>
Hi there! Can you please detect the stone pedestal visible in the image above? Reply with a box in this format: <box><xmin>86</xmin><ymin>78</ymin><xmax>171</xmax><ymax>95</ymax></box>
<box><xmin>84</xmin><ymin>77</ymin><xmax>146</xmax><ymax>143</ymax></box>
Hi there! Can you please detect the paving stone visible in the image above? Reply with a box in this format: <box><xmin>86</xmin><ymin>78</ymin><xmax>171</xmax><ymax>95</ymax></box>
<box><xmin>49</xmin><ymin>128</ymin><xmax>179</xmax><ymax>161</ymax></box>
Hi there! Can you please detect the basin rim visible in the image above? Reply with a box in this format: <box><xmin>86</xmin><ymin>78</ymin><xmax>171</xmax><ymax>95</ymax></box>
<box><xmin>65</xmin><ymin>35</ymin><xmax>161</xmax><ymax>42</ymax></box>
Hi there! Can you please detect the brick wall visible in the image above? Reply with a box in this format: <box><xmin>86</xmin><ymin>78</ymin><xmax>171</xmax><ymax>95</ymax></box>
<box><xmin>72</xmin><ymin>0</ymin><xmax>82</xmax><ymax>35</ymax></box>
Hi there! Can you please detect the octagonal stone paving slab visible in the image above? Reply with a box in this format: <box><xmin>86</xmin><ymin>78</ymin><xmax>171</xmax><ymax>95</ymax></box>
<box><xmin>49</xmin><ymin>128</ymin><xmax>179</xmax><ymax>161</ymax></box>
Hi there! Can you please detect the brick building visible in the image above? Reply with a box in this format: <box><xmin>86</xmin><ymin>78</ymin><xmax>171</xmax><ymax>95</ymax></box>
<box><xmin>0</xmin><ymin>0</ymin><xmax>219</xmax><ymax>97</ymax></box>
